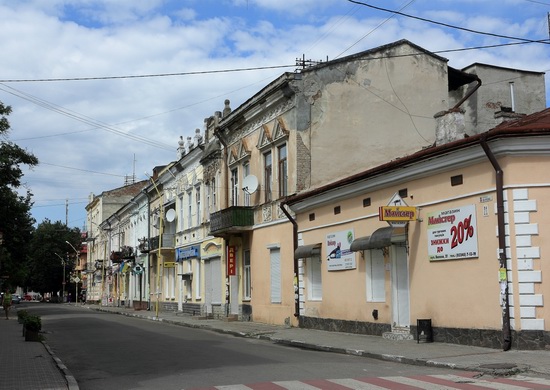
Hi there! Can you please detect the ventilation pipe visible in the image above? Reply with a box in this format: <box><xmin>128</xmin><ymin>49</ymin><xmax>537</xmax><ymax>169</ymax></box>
<box><xmin>480</xmin><ymin>135</ymin><xmax>512</xmax><ymax>351</ymax></box>
<box><xmin>509</xmin><ymin>82</ymin><xmax>516</xmax><ymax>112</ymax></box>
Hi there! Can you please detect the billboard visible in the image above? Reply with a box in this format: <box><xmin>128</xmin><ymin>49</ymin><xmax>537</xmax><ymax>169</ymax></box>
<box><xmin>427</xmin><ymin>205</ymin><xmax>479</xmax><ymax>261</ymax></box>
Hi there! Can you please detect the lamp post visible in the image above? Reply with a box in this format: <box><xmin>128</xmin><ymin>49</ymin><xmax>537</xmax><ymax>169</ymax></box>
<box><xmin>66</xmin><ymin>241</ymin><xmax>80</xmax><ymax>304</ymax></box>
<box><xmin>146</xmin><ymin>172</ymin><xmax>164</xmax><ymax>319</ymax></box>
<box><xmin>54</xmin><ymin>253</ymin><xmax>66</xmax><ymax>302</ymax></box>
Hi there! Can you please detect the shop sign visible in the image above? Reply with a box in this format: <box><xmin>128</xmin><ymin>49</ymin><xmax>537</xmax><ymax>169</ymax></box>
<box><xmin>164</xmin><ymin>262</ymin><xmax>176</xmax><ymax>268</ymax></box>
<box><xmin>427</xmin><ymin>204</ymin><xmax>479</xmax><ymax>261</ymax></box>
<box><xmin>379</xmin><ymin>206</ymin><xmax>417</xmax><ymax>222</ymax></box>
<box><xmin>227</xmin><ymin>246</ymin><xmax>236</xmax><ymax>276</ymax></box>
<box><xmin>325</xmin><ymin>229</ymin><xmax>356</xmax><ymax>271</ymax></box>
<box><xmin>381</xmin><ymin>193</ymin><xmax>413</xmax><ymax>228</ymax></box>
<box><xmin>176</xmin><ymin>245</ymin><xmax>200</xmax><ymax>261</ymax></box>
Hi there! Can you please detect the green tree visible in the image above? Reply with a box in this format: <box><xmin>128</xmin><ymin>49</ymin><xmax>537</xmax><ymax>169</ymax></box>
<box><xmin>26</xmin><ymin>220</ymin><xmax>81</xmax><ymax>297</ymax></box>
<box><xmin>0</xmin><ymin>101</ymin><xmax>38</xmax><ymax>288</ymax></box>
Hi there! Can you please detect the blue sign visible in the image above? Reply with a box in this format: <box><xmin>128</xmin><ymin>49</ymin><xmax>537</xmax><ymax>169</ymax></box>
<box><xmin>176</xmin><ymin>245</ymin><xmax>200</xmax><ymax>261</ymax></box>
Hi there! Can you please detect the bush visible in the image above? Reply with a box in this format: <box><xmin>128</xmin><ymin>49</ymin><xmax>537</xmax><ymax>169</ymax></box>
<box><xmin>17</xmin><ymin>309</ymin><xmax>29</xmax><ymax>322</ymax></box>
<box><xmin>24</xmin><ymin>315</ymin><xmax>41</xmax><ymax>332</ymax></box>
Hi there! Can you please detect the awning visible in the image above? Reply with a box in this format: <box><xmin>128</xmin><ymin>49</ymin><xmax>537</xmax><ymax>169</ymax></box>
<box><xmin>294</xmin><ymin>243</ymin><xmax>322</xmax><ymax>259</ymax></box>
<box><xmin>350</xmin><ymin>226</ymin><xmax>405</xmax><ymax>251</ymax></box>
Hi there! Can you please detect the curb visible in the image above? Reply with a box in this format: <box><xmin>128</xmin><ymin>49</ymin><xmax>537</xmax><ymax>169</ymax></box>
<box><xmin>90</xmin><ymin>307</ymin><xmax>529</xmax><ymax>377</ymax></box>
<box><xmin>42</xmin><ymin>341</ymin><xmax>80</xmax><ymax>390</ymax></box>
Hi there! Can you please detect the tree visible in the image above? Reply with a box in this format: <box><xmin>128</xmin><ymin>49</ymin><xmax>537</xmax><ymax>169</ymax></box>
<box><xmin>26</xmin><ymin>220</ymin><xmax>81</xmax><ymax>297</ymax></box>
<box><xmin>0</xmin><ymin>101</ymin><xmax>38</xmax><ymax>289</ymax></box>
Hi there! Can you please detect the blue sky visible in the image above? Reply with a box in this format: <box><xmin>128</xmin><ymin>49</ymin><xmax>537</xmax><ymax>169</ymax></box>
<box><xmin>0</xmin><ymin>0</ymin><xmax>548</xmax><ymax>230</ymax></box>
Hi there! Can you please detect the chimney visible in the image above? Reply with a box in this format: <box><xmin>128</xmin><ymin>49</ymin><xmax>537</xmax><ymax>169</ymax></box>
<box><xmin>494</xmin><ymin>106</ymin><xmax>525</xmax><ymax>125</ymax></box>
<box><xmin>434</xmin><ymin>108</ymin><xmax>466</xmax><ymax>145</ymax></box>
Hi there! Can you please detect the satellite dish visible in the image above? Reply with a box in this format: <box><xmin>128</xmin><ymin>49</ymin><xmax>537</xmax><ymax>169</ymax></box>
<box><xmin>242</xmin><ymin>175</ymin><xmax>258</xmax><ymax>194</ymax></box>
<box><xmin>165</xmin><ymin>208</ymin><xmax>176</xmax><ymax>222</ymax></box>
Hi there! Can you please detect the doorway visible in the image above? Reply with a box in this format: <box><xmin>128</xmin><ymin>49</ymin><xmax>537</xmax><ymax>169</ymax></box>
<box><xmin>391</xmin><ymin>244</ymin><xmax>410</xmax><ymax>330</ymax></box>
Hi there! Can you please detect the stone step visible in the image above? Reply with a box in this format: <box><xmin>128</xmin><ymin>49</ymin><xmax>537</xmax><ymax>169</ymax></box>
<box><xmin>382</xmin><ymin>331</ymin><xmax>414</xmax><ymax>341</ymax></box>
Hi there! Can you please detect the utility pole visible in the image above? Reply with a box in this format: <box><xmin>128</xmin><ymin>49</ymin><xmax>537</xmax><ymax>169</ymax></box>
<box><xmin>65</xmin><ymin>199</ymin><xmax>69</xmax><ymax>226</ymax></box>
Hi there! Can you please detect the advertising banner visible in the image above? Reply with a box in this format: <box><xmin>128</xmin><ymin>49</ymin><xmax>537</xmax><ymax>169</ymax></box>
<box><xmin>325</xmin><ymin>229</ymin><xmax>356</xmax><ymax>271</ymax></box>
<box><xmin>427</xmin><ymin>205</ymin><xmax>478</xmax><ymax>261</ymax></box>
<box><xmin>227</xmin><ymin>246</ymin><xmax>236</xmax><ymax>276</ymax></box>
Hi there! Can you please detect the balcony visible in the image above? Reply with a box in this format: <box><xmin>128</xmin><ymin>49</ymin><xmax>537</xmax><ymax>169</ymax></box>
<box><xmin>210</xmin><ymin>206</ymin><xmax>254</xmax><ymax>236</ymax></box>
<box><xmin>150</xmin><ymin>234</ymin><xmax>175</xmax><ymax>251</ymax></box>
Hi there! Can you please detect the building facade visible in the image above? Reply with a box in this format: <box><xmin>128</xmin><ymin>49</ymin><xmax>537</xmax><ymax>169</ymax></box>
<box><xmin>284</xmin><ymin>108</ymin><xmax>550</xmax><ymax>350</ymax></box>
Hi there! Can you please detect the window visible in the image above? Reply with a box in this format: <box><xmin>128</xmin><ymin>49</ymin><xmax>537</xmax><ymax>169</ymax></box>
<box><xmin>205</xmin><ymin>182</ymin><xmax>210</xmax><ymax>221</ymax></box>
<box><xmin>187</xmin><ymin>192</ymin><xmax>192</xmax><ymax>229</ymax></box>
<box><xmin>308</xmin><ymin>256</ymin><xmax>322</xmax><ymax>300</ymax></box>
<box><xmin>178</xmin><ymin>194</ymin><xmax>184</xmax><ymax>231</ymax></box>
<box><xmin>211</xmin><ymin>178</ymin><xmax>216</xmax><ymax>212</ymax></box>
<box><xmin>196</xmin><ymin>186</ymin><xmax>201</xmax><ymax>225</ymax></box>
<box><xmin>244</xmin><ymin>250</ymin><xmax>251</xmax><ymax>300</ymax></box>
<box><xmin>165</xmin><ymin>266</ymin><xmax>176</xmax><ymax>299</ymax></box>
<box><xmin>278</xmin><ymin>144</ymin><xmax>287</xmax><ymax>198</ymax></box>
<box><xmin>264</xmin><ymin>151</ymin><xmax>272</xmax><ymax>203</ymax></box>
<box><xmin>194</xmin><ymin>260</ymin><xmax>201</xmax><ymax>299</ymax></box>
<box><xmin>366</xmin><ymin>250</ymin><xmax>385</xmax><ymax>302</ymax></box>
<box><xmin>270</xmin><ymin>248</ymin><xmax>281</xmax><ymax>303</ymax></box>
<box><xmin>231</xmin><ymin>168</ymin><xmax>239</xmax><ymax>206</ymax></box>
<box><xmin>243</xmin><ymin>162</ymin><xmax>251</xmax><ymax>206</ymax></box>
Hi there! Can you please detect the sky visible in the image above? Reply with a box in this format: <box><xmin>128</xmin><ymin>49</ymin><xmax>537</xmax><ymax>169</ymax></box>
<box><xmin>1</xmin><ymin>0</ymin><xmax>549</xmax><ymax>231</ymax></box>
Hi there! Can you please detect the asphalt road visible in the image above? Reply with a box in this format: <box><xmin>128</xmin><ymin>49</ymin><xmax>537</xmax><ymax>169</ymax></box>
<box><xmin>31</xmin><ymin>304</ymin><xmax>459</xmax><ymax>390</ymax></box>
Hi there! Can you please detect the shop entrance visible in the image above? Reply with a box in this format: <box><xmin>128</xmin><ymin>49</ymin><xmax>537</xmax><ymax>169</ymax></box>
<box><xmin>391</xmin><ymin>244</ymin><xmax>410</xmax><ymax>330</ymax></box>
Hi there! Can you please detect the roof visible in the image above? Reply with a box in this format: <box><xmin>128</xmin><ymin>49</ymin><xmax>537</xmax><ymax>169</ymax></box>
<box><xmin>494</xmin><ymin>108</ymin><xmax>550</xmax><ymax>131</ymax></box>
<box><xmin>462</xmin><ymin>62</ymin><xmax>546</xmax><ymax>76</ymax></box>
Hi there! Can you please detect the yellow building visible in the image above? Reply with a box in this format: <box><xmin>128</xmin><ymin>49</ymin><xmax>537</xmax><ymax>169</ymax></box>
<box><xmin>284</xmin><ymin>108</ymin><xmax>550</xmax><ymax>350</ymax></box>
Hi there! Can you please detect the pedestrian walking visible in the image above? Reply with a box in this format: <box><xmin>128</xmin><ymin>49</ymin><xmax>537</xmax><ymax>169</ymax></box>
<box><xmin>2</xmin><ymin>288</ymin><xmax>12</xmax><ymax>319</ymax></box>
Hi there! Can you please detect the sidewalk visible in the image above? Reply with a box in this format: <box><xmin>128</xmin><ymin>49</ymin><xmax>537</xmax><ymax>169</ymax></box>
<box><xmin>0</xmin><ymin>307</ymin><xmax>76</xmax><ymax>390</ymax></box>
<box><xmin>2</xmin><ymin>304</ymin><xmax>550</xmax><ymax>390</ymax></box>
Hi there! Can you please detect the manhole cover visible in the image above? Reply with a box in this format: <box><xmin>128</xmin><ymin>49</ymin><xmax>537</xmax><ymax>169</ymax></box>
<box><xmin>479</xmin><ymin>363</ymin><xmax>517</xmax><ymax>369</ymax></box>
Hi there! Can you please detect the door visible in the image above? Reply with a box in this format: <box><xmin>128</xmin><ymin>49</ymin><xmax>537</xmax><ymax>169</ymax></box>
<box><xmin>204</xmin><ymin>257</ymin><xmax>221</xmax><ymax>315</ymax></box>
<box><xmin>391</xmin><ymin>244</ymin><xmax>410</xmax><ymax>330</ymax></box>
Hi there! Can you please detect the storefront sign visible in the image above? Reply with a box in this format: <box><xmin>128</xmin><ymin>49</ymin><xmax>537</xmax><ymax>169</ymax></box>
<box><xmin>427</xmin><ymin>205</ymin><xmax>479</xmax><ymax>261</ymax></box>
<box><xmin>379</xmin><ymin>206</ymin><xmax>417</xmax><ymax>222</ymax></box>
<box><xmin>227</xmin><ymin>246</ymin><xmax>236</xmax><ymax>276</ymax></box>
<box><xmin>325</xmin><ymin>229</ymin><xmax>356</xmax><ymax>271</ymax></box>
<box><xmin>176</xmin><ymin>245</ymin><xmax>200</xmax><ymax>261</ymax></box>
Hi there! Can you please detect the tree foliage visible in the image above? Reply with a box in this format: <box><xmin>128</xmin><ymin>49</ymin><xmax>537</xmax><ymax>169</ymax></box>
<box><xmin>0</xmin><ymin>101</ymin><xmax>38</xmax><ymax>289</ymax></box>
<box><xmin>26</xmin><ymin>220</ymin><xmax>81</xmax><ymax>295</ymax></box>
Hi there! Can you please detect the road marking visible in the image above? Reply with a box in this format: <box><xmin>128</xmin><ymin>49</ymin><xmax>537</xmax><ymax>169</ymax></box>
<box><xmin>186</xmin><ymin>373</ymin><xmax>550</xmax><ymax>390</ymax></box>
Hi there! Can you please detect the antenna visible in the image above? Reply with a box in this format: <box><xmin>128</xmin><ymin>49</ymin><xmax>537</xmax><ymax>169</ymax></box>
<box><xmin>242</xmin><ymin>175</ymin><xmax>258</xmax><ymax>194</ymax></box>
<box><xmin>165</xmin><ymin>209</ymin><xmax>176</xmax><ymax>222</ymax></box>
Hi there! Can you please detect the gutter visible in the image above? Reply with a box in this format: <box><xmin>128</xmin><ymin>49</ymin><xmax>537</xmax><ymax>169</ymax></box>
<box><xmin>480</xmin><ymin>135</ymin><xmax>512</xmax><ymax>351</ymax></box>
<box><xmin>280</xmin><ymin>201</ymin><xmax>300</xmax><ymax>318</ymax></box>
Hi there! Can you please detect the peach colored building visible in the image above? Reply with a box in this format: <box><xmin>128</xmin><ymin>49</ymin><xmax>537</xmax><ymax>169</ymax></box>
<box><xmin>283</xmin><ymin>109</ymin><xmax>550</xmax><ymax>350</ymax></box>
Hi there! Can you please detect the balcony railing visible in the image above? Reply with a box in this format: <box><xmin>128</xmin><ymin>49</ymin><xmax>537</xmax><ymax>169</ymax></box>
<box><xmin>210</xmin><ymin>206</ymin><xmax>254</xmax><ymax>236</ymax></box>
<box><xmin>150</xmin><ymin>233</ymin><xmax>175</xmax><ymax>251</ymax></box>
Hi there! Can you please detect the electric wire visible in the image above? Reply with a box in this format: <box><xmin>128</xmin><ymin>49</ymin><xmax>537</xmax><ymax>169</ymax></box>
<box><xmin>346</xmin><ymin>0</ymin><xmax>550</xmax><ymax>45</ymax></box>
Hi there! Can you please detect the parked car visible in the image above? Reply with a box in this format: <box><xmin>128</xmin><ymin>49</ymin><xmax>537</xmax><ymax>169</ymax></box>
<box><xmin>11</xmin><ymin>294</ymin><xmax>21</xmax><ymax>304</ymax></box>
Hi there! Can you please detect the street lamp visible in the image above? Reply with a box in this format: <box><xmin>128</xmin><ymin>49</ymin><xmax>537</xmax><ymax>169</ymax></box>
<box><xmin>66</xmin><ymin>241</ymin><xmax>80</xmax><ymax>304</ymax></box>
<box><xmin>145</xmin><ymin>171</ymin><xmax>164</xmax><ymax>319</ymax></box>
<box><xmin>54</xmin><ymin>252</ymin><xmax>66</xmax><ymax>303</ymax></box>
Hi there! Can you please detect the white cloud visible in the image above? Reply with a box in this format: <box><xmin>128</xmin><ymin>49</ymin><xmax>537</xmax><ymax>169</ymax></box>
<box><xmin>0</xmin><ymin>0</ymin><xmax>547</xmax><ymax>227</ymax></box>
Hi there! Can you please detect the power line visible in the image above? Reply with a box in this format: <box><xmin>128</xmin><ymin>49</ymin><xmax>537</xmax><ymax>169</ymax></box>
<box><xmin>347</xmin><ymin>0</ymin><xmax>550</xmax><ymax>45</ymax></box>
<box><xmin>0</xmin><ymin>64</ymin><xmax>296</xmax><ymax>83</ymax></box>
<box><xmin>0</xmin><ymin>84</ymin><xmax>175</xmax><ymax>151</ymax></box>
<box><xmin>40</xmin><ymin>162</ymin><xmax>127</xmax><ymax>177</ymax></box>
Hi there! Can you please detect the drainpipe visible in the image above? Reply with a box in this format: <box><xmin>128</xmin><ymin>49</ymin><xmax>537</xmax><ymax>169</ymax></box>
<box><xmin>280</xmin><ymin>202</ymin><xmax>299</xmax><ymax>318</ymax></box>
<box><xmin>213</xmin><ymin>113</ymin><xmax>230</xmax><ymax>318</ymax></box>
<box><xmin>452</xmin><ymin>76</ymin><xmax>482</xmax><ymax>111</ymax></box>
<box><xmin>480</xmin><ymin>135</ymin><xmax>512</xmax><ymax>351</ymax></box>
